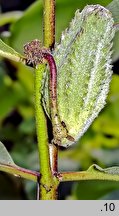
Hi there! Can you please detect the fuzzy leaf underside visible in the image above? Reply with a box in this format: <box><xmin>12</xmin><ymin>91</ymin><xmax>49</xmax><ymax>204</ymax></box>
<box><xmin>43</xmin><ymin>5</ymin><xmax>115</xmax><ymax>147</ymax></box>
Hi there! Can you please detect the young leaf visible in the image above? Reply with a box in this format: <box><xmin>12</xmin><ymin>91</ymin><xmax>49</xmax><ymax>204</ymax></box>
<box><xmin>0</xmin><ymin>39</ymin><xmax>25</xmax><ymax>63</ymax></box>
<box><xmin>43</xmin><ymin>5</ymin><xmax>115</xmax><ymax>147</ymax></box>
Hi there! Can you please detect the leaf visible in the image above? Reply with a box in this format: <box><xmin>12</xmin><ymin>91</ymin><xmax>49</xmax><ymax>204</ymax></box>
<box><xmin>0</xmin><ymin>141</ymin><xmax>15</xmax><ymax>165</ymax></box>
<box><xmin>43</xmin><ymin>5</ymin><xmax>115</xmax><ymax>147</ymax></box>
<box><xmin>0</xmin><ymin>39</ymin><xmax>24</xmax><ymax>62</ymax></box>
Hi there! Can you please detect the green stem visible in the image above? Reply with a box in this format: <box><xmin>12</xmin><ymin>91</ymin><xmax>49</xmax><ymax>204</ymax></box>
<box><xmin>60</xmin><ymin>171</ymin><xmax>119</xmax><ymax>182</ymax></box>
<box><xmin>43</xmin><ymin>0</ymin><xmax>55</xmax><ymax>49</ymax></box>
<box><xmin>0</xmin><ymin>164</ymin><xmax>39</xmax><ymax>182</ymax></box>
<box><xmin>35</xmin><ymin>64</ymin><xmax>50</xmax><ymax>177</ymax></box>
<box><xmin>35</xmin><ymin>64</ymin><xmax>59</xmax><ymax>199</ymax></box>
<box><xmin>59</xmin><ymin>170</ymin><xmax>119</xmax><ymax>182</ymax></box>
<box><xmin>33</xmin><ymin>0</ymin><xmax>59</xmax><ymax>199</ymax></box>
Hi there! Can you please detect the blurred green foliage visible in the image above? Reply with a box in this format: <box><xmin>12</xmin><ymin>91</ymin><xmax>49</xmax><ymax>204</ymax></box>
<box><xmin>0</xmin><ymin>0</ymin><xmax>119</xmax><ymax>199</ymax></box>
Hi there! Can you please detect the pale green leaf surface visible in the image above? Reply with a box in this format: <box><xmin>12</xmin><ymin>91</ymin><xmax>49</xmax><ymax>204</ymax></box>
<box><xmin>0</xmin><ymin>141</ymin><xmax>15</xmax><ymax>165</ymax></box>
<box><xmin>43</xmin><ymin>5</ymin><xmax>115</xmax><ymax>147</ymax></box>
<box><xmin>0</xmin><ymin>39</ymin><xmax>24</xmax><ymax>62</ymax></box>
